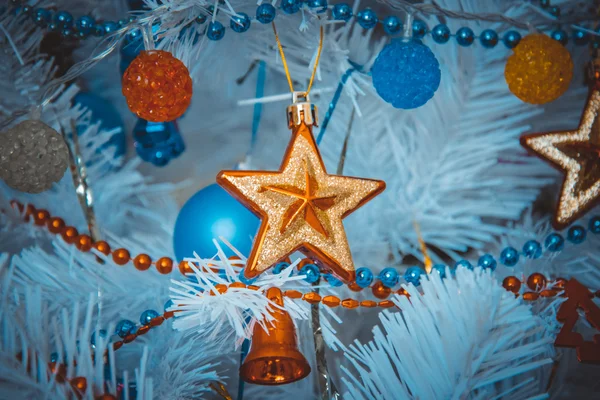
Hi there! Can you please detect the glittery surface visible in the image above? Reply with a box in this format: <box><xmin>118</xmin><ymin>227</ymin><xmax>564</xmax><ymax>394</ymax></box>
<box><xmin>0</xmin><ymin>120</ymin><xmax>68</xmax><ymax>193</ymax></box>
<box><xmin>217</xmin><ymin>123</ymin><xmax>385</xmax><ymax>282</ymax></box>
<box><xmin>122</xmin><ymin>50</ymin><xmax>193</xmax><ymax>122</ymax></box>
<box><xmin>521</xmin><ymin>90</ymin><xmax>600</xmax><ymax>229</ymax></box>
<box><xmin>505</xmin><ymin>34</ymin><xmax>573</xmax><ymax>105</ymax></box>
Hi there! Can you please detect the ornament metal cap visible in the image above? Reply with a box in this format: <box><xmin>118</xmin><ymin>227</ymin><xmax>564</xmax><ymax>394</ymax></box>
<box><xmin>287</xmin><ymin>92</ymin><xmax>318</xmax><ymax>128</ymax></box>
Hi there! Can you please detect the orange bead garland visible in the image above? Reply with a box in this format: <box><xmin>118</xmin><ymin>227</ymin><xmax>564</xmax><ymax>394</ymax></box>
<box><xmin>156</xmin><ymin>257</ymin><xmax>174</xmax><ymax>274</ymax></box>
<box><xmin>122</xmin><ymin>50</ymin><xmax>193</xmax><ymax>122</ymax></box>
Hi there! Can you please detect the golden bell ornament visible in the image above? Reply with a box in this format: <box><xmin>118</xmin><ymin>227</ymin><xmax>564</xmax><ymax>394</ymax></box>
<box><xmin>239</xmin><ymin>287</ymin><xmax>311</xmax><ymax>385</ymax></box>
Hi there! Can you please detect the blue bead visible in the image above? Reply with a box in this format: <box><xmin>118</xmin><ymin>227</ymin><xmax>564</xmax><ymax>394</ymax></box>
<box><xmin>308</xmin><ymin>0</ymin><xmax>327</xmax><ymax>11</ymax></box>
<box><xmin>478</xmin><ymin>254</ymin><xmax>496</xmax><ymax>270</ymax></box>
<box><xmin>196</xmin><ymin>14</ymin><xmax>207</xmax><ymax>24</ymax></box>
<box><xmin>356</xmin><ymin>9</ymin><xmax>378</xmax><ymax>30</ymax></box>
<box><xmin>94</xmin><ymin>25</ymin><xmax>105</xmax><ymax>37</ymax></box>
<box><xmin>164</xmin><ymin>299</ymin><xmax>174</xmax><ymax>312</ymax></box>
<box><xmin>355</xmin><ymin>267</ymin><xmax>373</xmax><ymax>288</ymax></box>
<box><xmin>379</xmin><ymin>267</ymin><xmax>399</xmax><ymax>287</ymax></box>
<box><xmin>256</xmin><ymin>3</ymin><xmax>276</xmax><ymax>24</ymax></box>
<box><xmin>454</xmin><ymin>259</ymin><xmax>473</xmax><ymax>270</ymax></box>
<box><xmin>480</xmin><ymin>29</ymin><xmax>498</xmax><ymax>48</ymax></box>
<box><xmin>383</xmin><ymin>16</ymin><xmax>402</xmax><ymax>35</ymax></box>
<box><xmin>115</xmin><ymin>320</ymin><xmax>136</xmax><ymax>338</ymax></box>
<box><xmin>412</xmin><ymin>19</ymin><xmax>428</xmax><ymax>39</ymax></box>
<box><xmin>133</xmin><ymin>119</ymin><xmax>185</xmax><ymax>166</ymax></box>
<box><xmin>545</xmin><ymin>233</ymin><xmax>564</xmax><ymax>252</ymax></box>
<box><xmin>404</xmin><ymin>266</ymin><xmax>425</xmax><ymax>286</ymax></box>
<box><xmin>332</xmin><ymin>3</ymin><xmax>352</xmax><ymax>21</ymax></box>
<box><xmin>230</xmin><ymin>12</ymin><xmax>251</xmax><ymax>33</ymax></box>
<box><xmin>551</xmin><ymin>29</ymin><xmax>568</xmax><ymax>46</ymax></box>
<box><xmin>281</xmin><ymin>0</ymin><xmax>301</xmax><ymax>14</ymax></box>
<box><xmin>522</xmin><ymin>240</ymin><xmax>542</xmax><ymax>258</ymax></box>
<box><xmin>91</xmin><ymin>329</ymin><xmax>107</xmax><ymax>347</ymax></box>
<box><xmin>140</xmin><ymin>310</ymin><xmax>159</xmax><ymax>325</ymax></box>
<box><xmin>207</xmin><ymin>21</ymin><xmax>225</xmax><ymax>40</ymax></box>
<box><xmin>503</xmin><ymin>30</ymin><xmax>521</xmax><ymax>48</ymax></box>
<box><xmin>430</xmin><ymin>264</ymin><xmax>447</xmax><ymax>279</ymax></box>
<box><xmin>103</xmin><ymin>21</ymin><xmax>119</xmax><ymax>35</ymax></box>
<box><xmin>499</xmin><ymin>247</ymin><xmax>519</xmax><ymax>267</ymax></box>
<box><xmin>549</xmin><ymin>6</ymin><xmax>560</xmax><ymax>17</ymax></box>
<box><xmin>372</xmin><ymin>39</ymin><xmax>440</xmax><ymax>109</ymax></box>
<box><xmin>48</xmin><ymin>23</ymin><xmax>59</xmax><ymax>32</ymax></box>
<box><xmin>567</xmin><ymin>225</ymin><xmax>586</xmax><ymax>244</ymax></box>
<box><xmin>325</xmin><ymin>273</ymin><xmax>343</xmax><ymax>287</ymax></box>
<box><xmin>300</xmin><ymin>264</ymin><xmax>320</xmax><ymax>283</ymax></box>
<box><xmin>540</xmin><ymin>0</ymin><xmax>550</xmax><ymax>7</ymax></box>
<box><xmin>118</xmin><ymin>19</ymin><xmax>129</xmax><ymax>27</ymax></box>
<box><xmin>120</xmin><ymin>30</ymin><xmax>144</xmax><ymax>74</ymax></box>
<box><xmin>61</xmin><ymin>28</ymin><xmax>73</xmax><ymax>38</ymax></box>
<box><xmin>34</xmin><ymin>8</ymin><xmax>52</xmax><ymax>27</ymax></box>
<box><xmin>431</xmin><ymin>24</ymin><xmax>450</xmax><ymax>43</ymax></box>
<box><xmin>50</xmin><ymin>352</ymin><xmax>59</xmax><ymax>363</ymax></box>
<box><xmin>456</xmin><ymin>27</ymin><xmax>475</xmax><ymax>46</ymax></box>
<box><xmin>590</xmin><ymin>216</ymin><xmax>600</xmax><ymax>233</ymax></box>
<box><xmin>239</xmin><ymin>268</ymin><xmax>256</xmax><ymax>285</ymax></box>
<box><xmin>54</xmin><ymin>11</ymin><xmax>73</xmax><ymax>28</ymax></box>
<box><xmin>573</xmin><ymin>28</ymin><xmax>589</xmax><ymax>46</ymax></box>
<box><xmin>273</xmin><ymin>261</ymin><xmax>291</xmax><ymax>274</ymax></box>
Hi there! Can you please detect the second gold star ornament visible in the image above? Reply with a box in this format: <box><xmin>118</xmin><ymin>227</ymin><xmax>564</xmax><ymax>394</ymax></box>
<box><xmin>217</xmin><ymin>93</ymin><xmax>385</xmax><ymax>282</ymax></box>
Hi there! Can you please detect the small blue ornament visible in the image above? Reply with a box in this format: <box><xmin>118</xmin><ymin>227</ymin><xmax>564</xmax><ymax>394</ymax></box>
<box><xmin>545</xmin><ymin>233</ymin><xmax>564</xmax><ymax>252</ymax></box>
<box><xmin>567</xmin><ymin>225</ymin><xmax>586</xmax><ymax>244</ymax></box>
<box><xmin>256</xmin><ymin>3</ymin><xmax>276</xmax><ymax>24</ymax></box>
<box><xmin>383</xmin><ymin>16</ymin><xmax>402</xmax><ymax>35</ymax></box>
<box><xmin>91</xmin><ymin>329</ymin><xmax>107</xmax><ymax>347</ymax></box>
<box><xmin>118</xmin><ymin>19</ymin><xmax>129</xmax><ymax>27</ymax></box>
<box><xmin>355</xmin><ymin>267</ymin><xmax>373</xmax><ymax>288</ymax></box>
<box><xmin>478</xmin><ymin>254</ymin><xmax>496</xmax><ymax>270</ymax></box>
<box><xmin>590</xmin><ymin>216</ymin><xmax>600</xmax><ymax>233</ymax></box>
<box><xmin>133</xmin><ymin>119</ymin><xmax>185</xmax><ymax>166</ymax></box>
<box><xmin>356</xmin><ymin>9</ymin><xmax>378</xmax><ymax>30</ymax></box>
<box><xmin>273</xmin><ymin>261</ymin><xmax>291</xmax><ymax>274</ymax></box>
<box><xmin>207</xmin><ymin>21</ymin><xmax>225</xmax><ymax>40</ymax></box>
<box><xmin>540</xmin><ymin>0</ymin><xmax>550</xmax><ymax>7</ymax></box>
<box><xmin>54</xmin><ymin>11</ymin><xmax>73</xmax><ymax>28</ymax></box>
<box><xmin>308</xmin><ymin>0</ymin><xmax>327</xmax><ymax>11</ymax></box>
<box><xmin>300</xmin><ymin>264</ymin><xmax>320</xmax><ymax>283</ymax></box>
<box><xmin>173</xmin><ymin>184</ymin><xmax>260</xmax><ymax>261</ymax></box>
<box><xmin>431</xmin><ymin>24</ymin><xmax>450</xmax><ymax>43</ymax></box>
<box><xmin>499</xmin><ymin>247</ymin><xmax>519</xmax><ymax>267</ymax></box>
<box><xmin>120</xmin><ymin>29</ymin><xmax>144</xmax><ymax>74</ymax></box>
<box><xmin>94</xmin><ymin>25</ymin><xmax>105</xmax><ymax>37</ymax></box>
<box><xmin>61</xmin><ymin>28</ymin><xmax>74</xmax><ymax>38</ymax></box>
<box><xmin>164</xmin><ymin>299</ymin><xmax>174</xmax><ymax>312</ymax></box>
<box><xmin>75</xmin><ymin>16</ymin><xmax>96</xmax><ymax>38</ymax></box>
<box><xmin>48</xmin><ymin>23</ymin><xmax>59</xmax><ymax>32</ymax></box>
<box><xmin>50</xmin><ymin>352</ymin><xmax>59</xmax><ymax>363</ymax></box>
<box><xmin>412</xmin><ymin>19</ymin><xmax>428</xmax><ymax>39</ymax></box>
<box><xmin>480</xmin><ymin>29</ymin><xmax>498</xmax><ymax>48</ymax></box>
<box><xmin>503</xmin><ymin>31</ymin><xmax>521</xmax><ymax>49</ymax></box>
<box><xmin>196</xmin><ymin>14</ymin><xmax>207</xmax><ymax>24</ymax></box>
<box><xmin>573</xmin><ymin>28</ymin><xmax>589</xmax><ymax>46</ymax></box>
<box><xmin>454</xmin><ymin>259</ymin><xmax>473</xmax><ymax>270</ymax></box>
<box><xmin>140</xmin><ymin>310</ymin><xmax>159</xmax><ymax>325</ymax></box>
<box><xmin>379</xmin><ymin>267</ymin><xmax>399</xmax><ymax>287</ymax></box>
<box><xmin>102</xmin><ymin>21</ymin><xmax>119</xmax><ymax>35</ymax></box>
<box><xmin>325</xmin><ymin>273</ymin><xmax>343</xmax><ymax>287</ymax></box>
<box><xmin>281</xmin><ymin>0</ymin><xmax>301</xmax><ymax>14</ymax></box>
<box><xmin>371</xmin><ymin>39</ymin><xmax>441</xmax><ymax>109</ymax></box>
<box><xmin>239</xmin><ymin>268</ymin><xmax>256</xmax><ymax>285</ymax></box>
<box><xmin>431</xmin><ymin>264</ymin><xmax>447</xmax><ymax>279</ymax></box>
<box><xmin>230</xmin><ymin>12</ymin><xmax>251</xmax><ymax>33</ymax></box>
<box><xmin>115</xmin><ymin>320</ymin><xmax>136</xmax><ymax>338</ymax></box>
<box><xmin>404</xmin><ymin>266</ymin><xmax>425</xmax><ymax>286</ymax></box>
<box><xmin>456</xmin><ymin>27</ymin><xmax>475</xmax><ymax>46</ymax></box>
<box><xmin>332</xmin><ymin>3</ymin><xmax>352</xmax><ymax>21</ymax></box>
<box><xmin>550</xmin><ymin>29</ymin><xmax>568</xmax><ymax>46</ymax></box>
<box><xmin>522</xmin><ymin>240</ymin><xmax>542</xmax><ymax>258</ymax></box>
<box><xmin>34</xmin><ymin>8</ymin><xmax>52</xmax><ymax>27</ymax></box>
<box><xmin>549</xmin><ymin>6</ymin><xmax>560</xmax><ymax>17</ymax></box>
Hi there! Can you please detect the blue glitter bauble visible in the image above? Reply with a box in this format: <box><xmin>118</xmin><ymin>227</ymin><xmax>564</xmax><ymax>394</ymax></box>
<box><xmin>404</xmin><ymin>266</ymin><xmax>425</xmax><ymax>286</ymax></box>
<box><xmin>499</xmin><ymin>247</ymin><xmax>519</xmax><ymax>267</ymax></box>
<box><xmin>256</xmin><ymin>3</ymin><xmax>276</xmax><ymax>24</ymax></box>
<box><xmin>300</xmin><ymin>264</ymin><xmax>320</xmax><ymax>283</ymax></box>
<box><xmin>545</xmin><ymin>233</ymin><xmax>564</xmax><ymax>252</ymax></box>
<box><xmin>478</xmin><ymin>254</ymin><xmax>496</xmax><ymax>270</ymax></box>
<box><xmin>522</xmin><ymin>240</ymin><xmax>542</xmax><ymax>258</ymax></box>
<box><xmin>332</xmin><ymin>3</ymin><xmax>352</xmax><ymax>21</ymax></box>
<box><xmin>281</xmin><ymin>0</ymin><xmax>301</xmax><ymax>14</ymax></box>
<box><xmin>590</xmin><ymin>216</ymin><xmax>600</xmax><ymax>233</ymax></box>
<box><xmin>383</xmin><ymin>15</ymin><xmax>402</xmax><ymax>35</ymax></box>
<box><xmin>567</xmin><ymin>225</ymin><xmax>586</xmax><ymax>244</ymax></box>
<box><xmin>431</xmin><ymin>24</ymin><xmax>450</xmax><ymax>43</ymax></box>
<box><xmin>480</xmin><ymin>29</ymin><xmax>498</xmax><ymax>48</ymax></box>
<box><xmin>230</xmin><ymin>12</ymin><xmax>251</xmax><ymax>33</ymax></box>
<box><xmin>355</xmin><ymin>267</ymin><xmax>373</xmax><ymax>288</ymax></box>
<box><xmin>174</xmin><ymin>184</ymin><xmax>259</xmax><ymax>261</ymax></box>
<box><xmin>356</xmin><ymin>8</ymin><xmax>378</xmax><ymax>29</ymax></box>
<box><xmin>454</xmin><ymin>259</ymin><xmax>473</xmax><ymax>270</ymax></box>
<box><xmin>140</xmin><ymin>310</ymin><xmax>159</xmax><ymax>325</ymax></box>
<box><xmin>551</xmin><ymin>29</ymin><xmax>568</xmax><ymax>46</ymax></box>
<box><xmin>431</xmin><ymin>264</ymin><xmax>447</xmax><ymax>279</ymax></box>
<box><xmin>379</xmin><ymin>267</ymin><xmax>399</xmax><ymax>287</ymax></box>
<box><xmin>207</xmin><ymin>21</ymin><xmax>225</xmax><ymax>40</ymax></box>
<box><xmin>371</xmin><ymin>39</ymin><xmax>441</xmax><ymax>109</ymax></box>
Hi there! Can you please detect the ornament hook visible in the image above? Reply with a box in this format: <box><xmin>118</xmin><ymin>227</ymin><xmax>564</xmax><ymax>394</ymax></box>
<box><xmin>287</xmin><ymin>91</ymin><xmax>318</xmax><ymax>128</ymax></box>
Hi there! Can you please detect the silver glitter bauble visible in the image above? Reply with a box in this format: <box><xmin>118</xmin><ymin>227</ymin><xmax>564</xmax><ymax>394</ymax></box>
<box><xmin>0</xmin><ymin>120</ymin><xmax>69</xmax><ymax>193</ymax></box>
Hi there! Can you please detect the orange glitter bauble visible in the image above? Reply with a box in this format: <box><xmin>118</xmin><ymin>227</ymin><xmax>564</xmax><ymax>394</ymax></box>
<box><xmin>527</xmin><ymin>273</ymin><xmax>547</xmax><ymax>291</ymax></box>
<box><xmin>504</xmin><ymin>34</ymin><xmax>573</xmax><ymax>104</ymax></box>
<box><xmin>122</xmin><ymin>50</ymin><xmax>193</xmax><ymax>122</ymax></box>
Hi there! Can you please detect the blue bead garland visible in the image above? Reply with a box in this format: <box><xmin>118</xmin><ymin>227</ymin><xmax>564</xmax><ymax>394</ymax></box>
<box><xmin>412</xmin><ymin>19</ymin><xmax>428</xmax><ymax>39</ymax></box>
<box><xmin>356</xmin><ymin>9</ymin><xmax>378</xmax><ymax>30</ymax></box>
<box><xmin>480</xmin><ymin>29</ymin><xmax>499</xmax><ymax>48</ymax></box>
<box><xmin>91</xmin><ymin>329</ymin><xmax>107</xmax><ymax>347</ymax></box>
<box><xmin>273</xmin><ymin>261</ymin><xmax>290</xmax><ymax>274</ymax></box>
<box><xmin>34</xmin><ymin>8</ymin><xmax>52</xmax><ymax>27</ymax></box>
<box><xmin>140</xmin><ymin>310</ymin><xmax>159</xmax><ymax>325</ymax></box>
<box><xmin>503</xmin><ymin>31</ymin><xmax>522</xmax><ymax>48</ymax></box>
<box><xmin>238</xmin><ymin>268</ymin><xmax>256</xmax><ymax>285</ymax></box>
<box><xmin>379</xmin><ymin>267</ymin><xmax>399</xmax><ymax>287</ymax></box>
<box><xmin>430</xmin><ymin>264</ymin><xmax>447</xmax><ymax>279</ymax></box>
<box><xmin>207</xmin><ymin>21</ymin><xmax>225</xmax><ymax>40</ymax></box>
<box><xmin>355</xmin><ymin>267</ymin><xmax>374</xmax><ymax>288</ymax></box>
<box><xmin>256</xmin><ymin>3</ymin><xmax>276</xmax><ymax>24</ymax></box>
<box><xmin>308</xmin><ymin>0</ymin><xmax>328</xmax><ymax>12</ymax></box>
<box><xmin>54</xmin><ymin>11</ymin><xmax>73</xmax><ymax>28</ymax></box>
<box><xmin>300</xmin><ymin>264</ymin><xmax>320</xmax><ymax>283</ymax></box>
<box><xmin>499</xmin><ymin>246</ymin><xmax>519</xmax><ymax>267</ymax></box>
<box><xmin>590</xmin><ymin>216</ymin><xmax>600</xmax><ymax>233</ymax></box>
<box><xmin>454</xmin><ymin>259</ymin><xmax>473</xmax><ymax>270</ymax></box>
<box><xmin>281</xmin><ymin>0</ymin><xmax>301</xmax><ymax>14</ymax></box>
<box><xmin>383</xmin><ymin>15</ymin><xmax>402</xmax><ymax>35</ymax></box>
<box><xmin>545</xmin><ymin>233</ymin><xmax>564</xmax><ymax>252</ymax></box>
<box><xmin>431</xmin><ymin>24</ymin><xmax>451</xmax><ymax>44</ymax></box>
<box><xmin>573</xmin><ymin>28</ymin><xmax>589</xmax><ymax>45</ymax></box>
<box><xmin>75</xmin><ymin>16</ymin><xmax>96</xmax><ymax>38</ymax></box>
<box><xmin>230</xmin><ymin>13</ymin><xmax>251</xmax><ymax>33</ymax></box>
<box><xmin>456</xmin><ymin>27</ymin><xmax>475</xmax><ymax>46</ymax></box>
<box><xmin>522</xmin><ymin>240</ymin><xmax>542</xmax><ymax>259</ymax></box>
<box><xmin>332</xmin><ymin>3</ymin><xmax>352</xmax><ymax>21</ymax></box>
<box><xmin>478</xmin><ymin>254</ymin><xmax>496</xmax><ymax>270</ymax></box>
<box><xmin>404</xmin><ymin>266</ymin><xmax>425</xmax><ymax>286</ymax></box>
<box><xmin>115</xmin><ymin>319</ymin><xmax>136</xmax><ymax>338</ymax></box>
<box><xmin>567</xmin><ymin>225</ymin><xmax>586</xmax><ymax>244</ymax></box>
<box><xmin>551</xmin><ymin>29</ymin><xmax>568</xmax><ymax>46</ymax></box>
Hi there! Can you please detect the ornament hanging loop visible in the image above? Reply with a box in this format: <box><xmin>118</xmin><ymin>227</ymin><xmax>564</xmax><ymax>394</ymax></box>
<box><xmin>287</xmin><ymin>92</ymin><xmax>318</xmax><ymax>128</ymax></box>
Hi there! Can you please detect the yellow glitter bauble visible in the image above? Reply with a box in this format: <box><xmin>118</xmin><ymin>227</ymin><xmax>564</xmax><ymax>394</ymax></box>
<box><xmin>505</xmin><ymin>33</ymin><xmax>573</xmax><ymax>104</ymax></box>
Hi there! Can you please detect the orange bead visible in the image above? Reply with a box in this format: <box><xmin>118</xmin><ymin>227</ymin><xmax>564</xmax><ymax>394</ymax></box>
<box><xmin>284</xmin><ymin>290</ymin><xmax>302</xmax><ymax>299</ymax></box>
<box><xmin>214</xmin><ymin>284</ymin><xmax>228</xmax><ymax>294</ymax></box>
<box><xmin>372</xmin><ymin>281</ymin><xmax>391</xmax><ymax>299</ymax></box>
<box><xmin>523</xmin><ymin>292</ymin><xmax>540</xmax><ymax>301</ymax></box>
<box><xmin>342</xmin><ymin>299</ymin><xmax>359</xmax><ymax>309</ymax></box>
<box><xmin>527</xmin><ymin>273</ymin><xmax>547</xmax><ymax>291</ymax></box>
<box><xmin>47</xmin><ymin>217</ymin><xmax>65</xmax><ymax>234</ymax></box>
<box><xmin>502</xmin><ymin>276</ymin><xmax>521</xmax><ymax>293</ymax></box>
<box><xmin>379</xmin><ymin>300</ymin><xmax>395</xmax><ymax>308</ymax></box>
<box><xmin>156</xmin><ymin>257</ymin><xmax>173</xmax><ymax>274</ymax></box>
<box><xmin>24</xmin><ymin>204</ymin><xmax>36</xmax><ymax>221</ymax></box>
<box><xmin>70</xmin><ymin>376</ymin><xmax>87</xmax><ymax>393</ymax></box>
<box><xmin>247</xmin><ymin>285</ymin><xmax>260</xmax><ymax>291</ymax></box>
<box><xmin>96</xmin><ymin>395</ymin><xmax>118</xmax><ymax>400</ymax></box>
<box><xmin>396</xmin><ymin>287</ymin><xmax>410</xmax><ymax>298</ymax></box>
<box><xmin>348</xmin><ymin>282</ymin><xmax>363</xmax><ymax>292</ymax></box>
<box><xmin>179</xmin><ymin>260</ymin><xmax>193</xmax><ymax>275</ymax></box>
<box><xmin>48</xmin><ymin>362</ymin><xmax>67</xmax><ymax>383</ymax></box>
<box><xmin>297</xmin><ymin>258</ymin><xmax>317</xmax><ymax>270</ymax></box>
<box><xmin>10</xmin><ymin>200</ymin><xmax>23</xmax><ymax>212</ymax></box>
<box><xmin>553</xmin><ymin>277</ymin><xmax>567</xmax><ymax>289</ymax></box>
<box><xmin>113</xmin><ymin>341</ymin><xmax>123</xmax><ymax>350</ymax></box>
<box><xmin>137</xmin><ymin>325</ymin><xmax>150</xmax><ymax>335</ymax></box>
<box><xmin>540</xmin><ymin>289</ymin><xmax>559</xmax><ymax>298</ymax></box>
<box><xmin>75</xmin><ymin>235</ymin><xmax>93</xmax><ymax>252</ymax></box>
<box><xmin>112</xmin><ymin>248</ymin><xmax>131</xmax><ymax>265</ymax></box>
<box><xmin>322</xmin><ymin>295</ymin><xmax>341</xmax><ymax>307</ymax></box>
<box><xmin>230</xmin><ymin>282</ymin><xmax>246</xmax><ymax>289</ymax></box>
<box><xmin>360</xmin><ymin>300</ymin><xmax>377</xmax><ymax>308</ymax></box>
<box><xmin>303</xmin><ymin>292</ymin><xmax>321</xmax><ymax>304</ymax></box>
<box><xmin>122</xmin><ymin>50</ymin><xmax>193</xmax><ymax>122</ymax></box>
<box><xmin>61</xmin><ymin>226</ymin><xmax>79</xmax><ymax>244</ymax></box>
<box><xmin>34</xmin><ymin>209</ymin><xmax>49</xmax><ymax>225</ymax></box>
<box><xmin>123</xmin><ymin>334</ymin><xmax>136</xmax><ymax>344</ymax></box>
<box><xmin>150</xmin><ymin>316</ymin><xmax>165</xmax><ymax>326</ymax></box>
<box><xmin>133</xmin><ymin>254</ymin><xmax>152</xmax><ymax>270</ymax></box>
<box><xmin>93</xmin><ymin>241</ymin><xmax>111</xmax><ymax>256</ymax></box>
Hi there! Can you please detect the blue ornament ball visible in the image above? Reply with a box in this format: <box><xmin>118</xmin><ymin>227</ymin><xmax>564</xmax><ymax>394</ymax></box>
<box><xmin>371</xmin><ymin>39</ymin><xmax>441</xmax><ymax>109</ymax></box>
<box><xmin>355</xmin><ymin>267</ymin><xmax>373</xmax><ymax>288</ymax></box>
<box><xmin>173</xmin><ymin>184</ymin><xmax>260</xmax><ymax>261</ymax></box>
<box><xmin>379</xmin><ymin>267</ymin><xmax>399</xmax><ymax>287</ymax></box>
<box><xmin>140</xmin><ymin>309</ymin><xmax>159</xmax><ymax>325</ymax></box>
<box><xmin>430</xmin><ymin>264</ymin><xmax>447</xmax><ymax>279</ymax></box>
<box><xmin>431</xmin><ymin>24</ymin><xmax>450</xmax><ymax>44</ymax></box>
<box><xmin>332</xmin><ymin>3</ymin><xmax>352</xmax><ymax>21</ymax></box>
<box><xmin>383</xmin><ymin>16</ymin><xmax>402</xmax><ymax>35</ymax></box>
<box><xmin>230</xmin><ymin>12</ymin><xmax>251</xmax><ymax>33</ymax></box>
<box><xmin>256</xmin><ymin>3</ymin><xmax>276</xmax><ymax>24</ymax></box>
<box><xmin>207</xmin><ymin>21</ymin><xmax>225</xmax><ymax>40</ymax></box>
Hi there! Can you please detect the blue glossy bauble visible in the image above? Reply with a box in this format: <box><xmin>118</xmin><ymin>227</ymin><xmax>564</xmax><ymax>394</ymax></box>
<box><xmin>300</xmin><ymin>264</ymin><xmax>320</xmax><ymax>283</ymax></box>
<box><xmin>454</xmin><ymin>259</ymin><xmax>473</xmax><ymax>270</ymax></box>
<box><xmin>545</xmin><ymin>233</ymin><xmax>564</xmax><ymax>252</ymax></box>
<box><xmin>239</xmin><ymin>268</ymin><xmax>256</xmax><ymax>285</ymax></box>
<box><xmin>332</xmin><ymin>3</ymin><xmax>352</xmax><ymax>21</ymax></box>
<box><xmin>478</xmin><ymin>254</ymin><xmax>496</xmax><ymax>270</ymax></box>
<box><xmin>133</xmin><ymin>119</ymin><xmax>185</xmax><ymax>166</ymax></box>
<box><xmin>431</xmin><ymin>264</ymin><xmax>447</xmax><ymax>279</ymax></box>
<box><xmin>372</xmin><ymin>39</ymin><xmax>441</xmax><ymax>109</ymax></box>
<box><xmin>573</xmin><ymin>29</ymin><xmax>589</xmax><ymax>46</ymax></box>
<box><xmin>431</xmin><ymin>24</ymin><xmax>450</xmax><ymax>43</ymax></box>
<box><xmin>480</xmin><ymin>29</ymin><xmax>498</xmax><ymax>48</ymax></box>
<box><xmin>173</xmin><ymin>184</ymin><xmax>260</xmax><ymax>261</ymax></box>
<box><xmin>75</xmin><ymin>16</ymin><xmax>95</xmax><ymax>37</ymax></box>
<box><xmin>325</xmin><ymin>273</ymin><xmax>343</xmax><ymax>287</ymax></box>
<box><xmin>499</xmin><ymin>247</ymin><xmax>519</xmax><ymax>267</ymax></box>
<box><xmin>115</xmin><ymin>319</ymin><xmax>136</xmax><ymax>338</ymax></box>
<box><xmin>54</xmin><ymin>11</ymin><xmax>73</xmax><ymax>28</ymax></box>
<box><xmin>34</xmin><ymin>8</ymin><xmax>52</xmax><ymax>27</ymax></box>
<box><xmin>281</xmin><ymin>0</ymin><xmax>301</xmax><ymax>14</ymax></box>
<box><xmin>102</xmin><ymin>21</ymin><xmax>119</xmax><ymax>35</ymax></box>
<box><xmin>207</xmin><ymin>21</ymin><xmax>225</xmax><ymax>40</ymax></box>
<box><xmin>383</xmin><ymin>16</ymin><xmax>402</xmax><ymax>35</ymax></box>
<box><xmin>456</xmin><ymin>27</ymin><xmax>475</xmax><ymax>46</ymax></box>
<box><xmin>412</xmin><ymin>19</ymin><xmax>428</xmax><ymax>39</ymax></box>
<box><xmin>590</xmin><ymin>216</ymin><xmax>600</xmax><ymax>233</ymax></box>
<box><xmin>140</xmin><ymin>310</ymin><xmax>159</xmax><ymax>325</ymax></box>
<box><xmin>551</xmin><ymin>29</ymin><xmax>568</xmax><ymax>46</ymax></box>
<box><xmin>273</xmin><ymin>261</ymin><xmax>291</xmax><ymax>274</ymax></box>
<box><xmin>230</xmin><ymin>12</ymin><xmax>251</xmax><ymax>33</ymax></box>
<box><xmin>355</xmin><ymin>267</ymin><xmax>373</xmax><ymax>288</ymax></box>
<box><xmin>356</xmin><ymin>9</ymin><xmax>378</xmax><ymax>29</ymax></box>
<box><xmin>522</xmin><ymin>240</ymin><xmax>542</xmax><ymax>258</ymax></box>
<box><xmin>567</xmin><ymin>225</ymin><xmax>586</xmax><ymax>244</ymax></box>
<box><xmin>503</xmin><ymin>31</ymin><xmax>521</xmax><ymax>49</ymax></box>
<box><xmin>379</xmin><ymin>267</ymin><xmax>399</xmax><ymax>287</ymax></box>
<box><xmin>256</xmin><ymin>3</ymin><xmax>276</xmax><ymax>24</ymax></box>
<box><xmin>404</xmin><ymin>266</ymin><xmax>425</xmax><ymax>286</ymax></box>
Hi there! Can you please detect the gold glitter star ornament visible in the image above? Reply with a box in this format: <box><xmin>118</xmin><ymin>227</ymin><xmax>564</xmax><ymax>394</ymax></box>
<box><xmin>521</xmin><ymin>89</ymin><xmax>600</xmax><ymax>229</ymax></box>
<box><xmin>217</xmin><ymin>94</ymin><xmax>385</xmax><ymax>282</ymax></box>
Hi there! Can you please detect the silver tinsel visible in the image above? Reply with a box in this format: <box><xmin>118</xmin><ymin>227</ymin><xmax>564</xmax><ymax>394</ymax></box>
<box><xmin>0</xmin><ymin>120</ymin><xmax>69</xmax><ymax>193</ymax></box>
